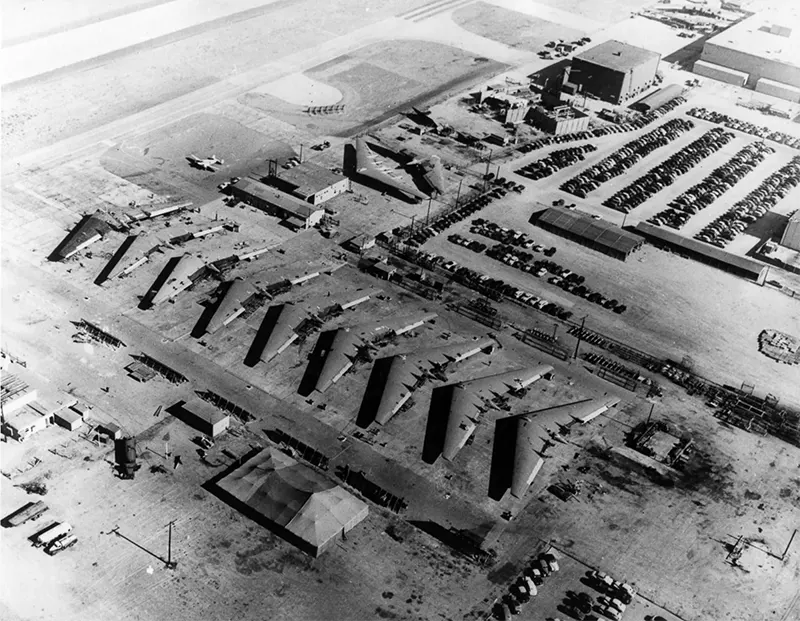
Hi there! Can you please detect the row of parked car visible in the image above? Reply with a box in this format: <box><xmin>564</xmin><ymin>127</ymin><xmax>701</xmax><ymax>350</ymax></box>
<box><xmin>469</xmin><ymin>219</ymin><xmax>555</xmax><ymax>255</ymax></box>
<box><xmin>695</xmin><ymin>155</ymin><xmax>800</xmax><ymax>247</ymax></box>
<box><xmin>515</xmin><ymin>144</ymin><xmax>597</xmax><ymax>180</ymax></box>
<box><xmin>602</xmin><ymin>126</ymin><xmax>734</xmax><ymax>213</ymax></box>
<box><xmin>447</xmin><ymin>233</ymin><xmax>487</xmax><ymax>253</ymax></box>
<box><xmin>561</xmin><ymin>118</ymin><xmax>695</xmax><ymax>198</ymax></box>
<box><xmin>687</xmin><ymin>107</ymin><xmax>800</xmax><ymax>150</ymax></box>
<box><xmin>516</xmin><ymin>96</ymin><xmax>688</xmax><ymax>155</ymax></box>
<box><xmin>647</xmin><ymin>140</ymin><xmax>775</xmax><ymax>230</ymax></box>
<box><xmin>493</xmin><ymin>552</ymin><xmax>561</xmax><ymax>620</ymax></box>
<box><xmin>403</xmin><ymin>186</ymin><xmax>508</xmax><ymax>248</ymax></box>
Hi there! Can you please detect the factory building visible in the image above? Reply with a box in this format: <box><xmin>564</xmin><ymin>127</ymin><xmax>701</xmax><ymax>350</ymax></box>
<box><xmin>694</xmin><ymin>9</ymin><xmax>800</xmax><ymax>102</ymax></box>
<box><xmin>230</xmin><ymin>178</ymin><xmax>325</xmax><ymax>230</ymax></box>
<box><xmin>266</xmin><ymin>161</ymin><xmax>350</xmax><ymax>205</ymax></box>
<box><xmin>529</xmin><ymin>104</ymin><xmax>589</xmax><ymax>135</ymax></box>
<box><xmin>564</xmin><ymin>40</ymin><xmax>661</xmax><ymax>105</ymax></box>
<box><xmin>781</xmin><ymin>212</ymin><xmax>800</xmax><ymax>252</ymax></box>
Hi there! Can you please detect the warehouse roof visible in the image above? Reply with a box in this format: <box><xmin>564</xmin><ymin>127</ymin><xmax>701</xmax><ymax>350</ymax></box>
<box><xmin>537</xmin><ymin>208</ymin><xmax>645</xmax><ymax>256</ymax></box>
<box><xmin>631</xmin><ymin>84</ymin><xmax>684</xmax><ymax>112</ymax></box>
<box><xmin>635</xmin><ymin>222</ymin><xmax>768</xmax><ymax>281</ymax></box>
<box><xmin>233</xmin><ymin>179</ymin><xmax>318</xmax><ymax>219</ymax></box>
<box><xmin>278</xmin><ymin>161</ymin><xmax>346</xmax><ymax>198</ymax></box>
<box><xmin>574</xmin><ymin>39</ymin><xmax>660</xmax><ymax>73</ymax></box>
<box><xmin>704</xmin><ymin>9</ymin><xmax>800</xmax><ymax>68</ymax></box>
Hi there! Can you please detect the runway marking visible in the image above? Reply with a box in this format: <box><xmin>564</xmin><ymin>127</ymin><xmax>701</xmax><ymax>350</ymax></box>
<box><xmin>403</xmin><ymin>0</ymin><xmax>476</xmax><ymax>22</ymax></box>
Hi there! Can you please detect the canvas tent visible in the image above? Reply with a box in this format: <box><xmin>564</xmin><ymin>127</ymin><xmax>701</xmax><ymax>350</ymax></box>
<box><xmin>215</xmin><ymin>447</ymin><xmax>368</xmax><ymax>556</ymax></box>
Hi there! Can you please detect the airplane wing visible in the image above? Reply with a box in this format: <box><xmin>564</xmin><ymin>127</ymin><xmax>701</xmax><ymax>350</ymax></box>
<box><xmin>256</xmin><ymin>303</ymin><xmax>308</xmax><ymax>363</ymax></box>
<box><xmin>440</xmin><ymin>364</ymin><xmax>553</xmax><ymax>461</ymax></box>
<box><xmin>53</xmin><ymin>211</ymin><xmax>112</xmax><ymax>261</ymax></box>
<box><xmin>510</xmin><ymin>416</ymin><xmax>545</xmax><ymax>498</ymax></box>
<box><xmin>313</xmin><ymin>312</ymin><xmax>438</xmax><ymax>393</ymax></box>
<box><xmin>150</xmin><ymin>254</ymin><xmax>205</xmax><ymax>306</ymax></box>
<box><xmin>355</xmin><ymin>137</ymin><xmax>427</xmax><ymax>201</ymax></box>
<box><xmin>206</xmin><ymin>278</ymin><xmax>259</xmax><ymax>334</ymax></box>
<box><xmin>421</xmin><ymin>155</ymin><xmax>446</xmax><ymax>196</ymax></box>
<box><xmin>368</xmin><ymin>337</ymin><xmax>496</xmax><ymax>426</ymax></box>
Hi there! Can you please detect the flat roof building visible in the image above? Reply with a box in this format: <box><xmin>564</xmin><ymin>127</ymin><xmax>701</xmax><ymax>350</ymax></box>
<box><xmin>170</xmin><ymin>399</ymin><xmax>230</xmax><ymax>438</ymax></box>
<box><xmin>695</xmin><ymin>8</ymin><xmax>800</xmax><ymax>102</ymax></box>
<box><xmin>268</xmin><ymin>161</ymin><xmax>350</xmax><ymax>205</ymax></box>
<box><xmin>566</xmin><ymin>40</ymin><xmax>661</xmax><ymax>105</ymax></box>
<box><xmin>230</xmin><ymin>179</ymin><xmax>324</xmax><ymax>230</ymax></box>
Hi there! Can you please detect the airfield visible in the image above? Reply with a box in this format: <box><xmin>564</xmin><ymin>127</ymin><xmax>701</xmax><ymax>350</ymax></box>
<box><xmin>3</xmin><ymin>0</ymin><xmax>800</xmax><ymax>621</ymax></box>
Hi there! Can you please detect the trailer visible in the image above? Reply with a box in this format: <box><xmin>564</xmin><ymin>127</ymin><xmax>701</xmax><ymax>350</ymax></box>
<box><xmin>33</xmin><ymin>522</ymin><xmax>72</xmax><ymax>548</ymax></box>
<box><xmin>45</xmin><ymin>533</ymin><xmax>78</xmax><ymax>556</ymax></box>
<box><xmin>6</xmin><ymin>501</ymin><xmax>48</xmax><ymax>527</ymax></box>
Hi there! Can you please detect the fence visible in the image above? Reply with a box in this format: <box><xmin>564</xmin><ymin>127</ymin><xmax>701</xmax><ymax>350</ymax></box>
<box><xmin>136</xmin><ymin>354</ymin><xmax>187</xmax><ymax>384</ymax></box>
<box><xmin>197</xmin><ymin>390</ymin><xmax>254</xmax><ymax>423</ymax></box>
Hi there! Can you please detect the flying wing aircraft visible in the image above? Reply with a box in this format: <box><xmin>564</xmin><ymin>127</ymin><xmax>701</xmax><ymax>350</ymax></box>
<box><xmin>206</xmin><ymin>278</ymin><xmax>260</xmax><ymax>334</ymax></box>
<box><xmin>490</xmin><ymin>398</ymin><xmax>621</xmax><ymax>500</ymax></box>
<box><xmin>359</xmin><ymin>337</ymin><xmax>496</xmax><ymax>428</ymax></box>
<box><xmin>423</xmin><ymin>364</ymin><xmax>554</xmax><ymax>464</ymax></box>
<box><xmin>306</xmin><ymin>312</ymin><xmax>438</xmax><ymax>394</ymax></box>
<box><xmin>186</xmin><ymin>154</ymin><xmax>224</xmax><ymax>172</ymax></box>
<box><xmin>147</xmin><ymin>253</ymin><xmax>206</xmax><ymax>306</ymax></box>
<box><xmin>354</xmin><ymin>137</ymin><xmax>427</xmax><ymax>201</ymax></box>
<box><xmin>51</xmin><ymin>211</ymin><xmax>112</xmax><ymax>261</ymax></box>
<box><xmin>407</xmin><ymin>154</ymin><xmax>446</xmax><ymax>197</ymax></box>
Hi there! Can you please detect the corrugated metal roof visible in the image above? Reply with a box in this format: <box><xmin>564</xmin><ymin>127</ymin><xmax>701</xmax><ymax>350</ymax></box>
<box><xmin>574</xmin><ymin>40</ymin><xmax>660</xmax><ymax>73</ymax></box>
<box><xmin>634</xmin><ymin>222</ymin><xmax>767</xmax><ymax>277</ymax></box>
<box><xmin>632</xmin><ymin>84</ymin><xmax>684</xmax><ymax>111</ymax></box>
<box><xmin>233</xmin><ymin>179</ymin><xmax>317</xmax><ymax>219</ymax></box>
<box><xmin>538</xmin><ymin>208</ymin><xmax>644</xmax><ymax>254</ymax></box>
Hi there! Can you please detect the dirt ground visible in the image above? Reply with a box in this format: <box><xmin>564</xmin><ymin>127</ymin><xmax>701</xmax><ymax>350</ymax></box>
<box><xmin>453</xmin><ymin>1</ymin><xmax>588</xmax><ymax>52</ymax></box>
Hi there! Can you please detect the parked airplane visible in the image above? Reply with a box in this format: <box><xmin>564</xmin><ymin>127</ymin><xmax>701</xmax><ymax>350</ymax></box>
<box><xmin>186</xmin><ymin>154</ymin><xmax>224</xmax><ymax>172</ymax></box>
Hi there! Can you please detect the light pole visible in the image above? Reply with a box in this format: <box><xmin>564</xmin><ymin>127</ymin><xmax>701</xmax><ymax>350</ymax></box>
<box><xmin>426</xmin><ymin>197</ymin><xmax>433</xmax><ymax>227</ymax></box>
<box><xmin>572</xmin><ymin>315</ymin><xmax>587</xmax><ymax>360</ymax></box>
<box><xmin>454</xmin><ymin>178</ymin><xmax>464</xmax><ymax>209</ymax></box>
<box><xmin>165</xmin><ymin>520</ymin><xmax>178</xmax><ymax>570</ymax></box>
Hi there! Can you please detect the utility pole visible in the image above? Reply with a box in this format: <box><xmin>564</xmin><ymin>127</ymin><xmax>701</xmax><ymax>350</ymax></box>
<box><xmin>454</xmin><ymin>178</ymin><xmax>464</xmax><ymax>209</ymax></box>
<box><xmin>646</xmin><ymin>402</ymin><xmax>655</xmax><ymax>425</ymax></box>
<box><xmin>163</xmin><ymin>432</ymin><xmax>170</xmax><ymax>458</ymax></box>
<box><xmin>552</xmin><ymin>323</ymin><xmax>558</xmax><ymax>340</ymax></box>
<box><xmin>426</xmin><ymin>197</ymin><xmax>433</xmax><ymax>227</ymax></box>
<box><xmin>572</xmin><ymin>316</ymin><xmax>587</xmax><ymax>360</ymax></box>
<box><xmin>165</xmin><ymin>520</ymin><xmax>178</xmax><ymax>570</ymax></box>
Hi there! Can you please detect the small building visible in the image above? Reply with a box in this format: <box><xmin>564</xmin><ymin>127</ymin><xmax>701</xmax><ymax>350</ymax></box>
<box><xmin>565</xmin><ymin>40</ymin><xmax>661</xmax><ymax>104</ymax></box>
<box><xmin>230</xmin><ymin>179</ymin><xmax>325</xmax><ymax>229</ymax></box>
<box><xmin>631</xmin><ymin>84</ymin><xmax>685</xmax><ymax>113</ymax></box>
<box><xmin>98</xmin><ymin>422</ymin><xmax>123</xmax><ymax>440</ymax></box>
<box><xmin>54</xmin><ymin>409</ymin><xmax>84</xmax><ymax>431</ymax></box>
<box><xmin>529</xmin><ymin>104</ymin><xmax>589</xmax><ymax>135</ymax></box>
<box><xmin>1</xmin><ymin>372</ymin><xmax>37</xmax><ymax>415</ymax></box>
<box><xmin>477</xmin><ymin>86</ymin><xmax>532</xmax><ymax>124</ymax></box>
<box><xmin>781</xmin><ymin>211</ymin><xmax>800</xmax><ymax>251</ymax></box>
<box><xmin>534</xmin><ymin>208</ymin><xmax>645</xmax><ymax>261</ymax></box>
<box><xmin>268</xmin><ymin>161</ymin><xmax>350</xmax><ymax>205</ymax></box>
<box><xmin>360</xmin><ymin>257</ymin><xmax>397</xmax><ymax>280</ymax></box>
<box><xmin>2</xmin><ymin>404</ymin><xmax>53</xmax><ymax>442</ymax></box>
<box><xmin>171</xmin><ymin>399</ymin><xmax>230</xmax><ymax>438</ymax></box>
<box><xmin>345</xmin><ymin>234</ymin><xmax>376</xmax><ymax>253</ymax></box>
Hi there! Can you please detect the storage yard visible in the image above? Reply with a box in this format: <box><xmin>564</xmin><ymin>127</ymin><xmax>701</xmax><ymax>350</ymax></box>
<box><xmin>2</xmin><ymin>1</ymin><xmax>800</xmax><ymax>621</ymax></box>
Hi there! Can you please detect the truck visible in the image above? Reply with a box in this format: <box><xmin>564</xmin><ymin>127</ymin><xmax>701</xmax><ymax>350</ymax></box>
<box><xmin>5</xmin><ymin>501</ymin><xmax>48</xmax><ymax>527</ymax></box>
<box><xmin>33</xmin><ymin>522</ymin><xmax>72</xmax><ymax>548</ymax></box>
<box><xmin>45</xmin><ymin>533</ymin><xmax>78</xmax><ymax>556</ymax></box>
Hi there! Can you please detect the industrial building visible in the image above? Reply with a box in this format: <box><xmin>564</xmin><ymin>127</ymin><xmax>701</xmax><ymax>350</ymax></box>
<box><xmin>213</xmin><ymin>447</ymin><xmax>369</xmax><ymax>557</ymax></box>
<box><xmin>631</xmin><ymin>84</ymin><xmax>684</xmax><ymax>113</ymax></box>
<box><xmin>635</xmin><ymin>222</ymin><xmax>769</xmax><ymax>284</ymax></box>
<box><xmin>265</xmin><ymin>161</ymin><xmax>350</xmax><ymax>205</ymax></box>
<box><xmin>529</xmin><ymin>104</ymin><xmax>589</xmax><ymax>135</ymax></box>
<box><xmin>564</xmin><ymin>40</ymin><xmax>661</xmax><ymax>105</ymax></box>
<box><xmin>694</xmin><ymin>9</ymin><xmax>800</xmax><ymax>102</ymax></box>
<box><xmin>534</xmin><ymin>208</ymin><xmax>645</xmax><ymax>261</ymax></box>
<box><xmin>230</xmin><ymin>178</ymin><xmax>325</xmax><ymax>230</ymax></box>
<box><xmin>170</xmin><ymin>399</ymin><xmax>230</xmax><ymax>438</ymax></box>
<box><xmin>781</xmin><ymin>211</ymin><xmax>800</xmax><ymax>251</ymax></box>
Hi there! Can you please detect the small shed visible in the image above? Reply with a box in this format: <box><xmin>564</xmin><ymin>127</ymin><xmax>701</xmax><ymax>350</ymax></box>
<box><xmin>98</xmin><ymin>422</ymin><xmax>123</xmax><ymax>440</ymax></box>
<box><xmin>54</xmin><ymin>409</ymin><xmax>84</xmax><ymax>431</ymax></box>
<box><xmin>172</xmin><ymin>399</ymin><xmax>230</xmax><ymax>438</ymax></box>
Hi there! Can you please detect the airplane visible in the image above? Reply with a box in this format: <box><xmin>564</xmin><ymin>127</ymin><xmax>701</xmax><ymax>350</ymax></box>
<box><xmin>424</xmin><ymin>364</ymin><xmax>554</xmax><ymax>463</ymax></box>
<box><xmin>406</xmin><ymin>154</ymin><xmax>446</xmax><ymax>197</ymax></box>
<box><xmin>354</xmin><ymin>137</ymin><xmax>427</xmax><ymax>201</ymax></box>
<box><xmin>491</xmin><ymin>398</ymin><xmax>621</xmax><ymax>499</ymax></box>
<box><xmin>306</xmin><ymin>312</ymin><xmax>438</xmax><ymax>393</ymax></box>
<box><xmin>186</xmin><ymin>154</ymin><xmax>224</xmax><ymax>172</ymax></box>
<box><xmin>358</xmin><ymin>337</ymin><xmax>496</xmax><ymax>427</ymax></box>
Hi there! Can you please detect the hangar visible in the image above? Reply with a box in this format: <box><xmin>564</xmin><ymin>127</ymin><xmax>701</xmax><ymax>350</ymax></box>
<box><xmin>230</xmin><ymin>179</ymin><xmax>325</xmax><ymax>229</ymax></box>
<box><xmin>266</xmin><ymin>160</ymin><xmax>350</xmax><ymax>205</ymax></box>
<box><xmin>565</xmin><ymin>40</ymin><xmax>661</xmax><ymax>105</ymax></box>
<box><xmin>534</xmin><ymin>208</ymin><xmax>645</xmax><ymax>261</ymax></box>
<box><xmin>213</xmin><ymin>447</ymin><xmax>369</xmax><ymax>557</ymax></box>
